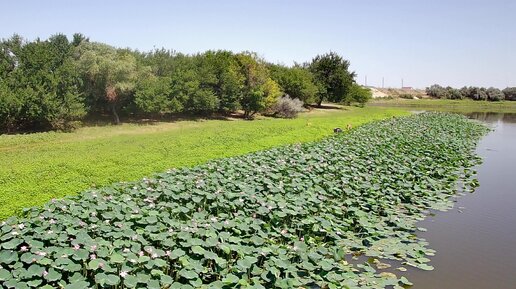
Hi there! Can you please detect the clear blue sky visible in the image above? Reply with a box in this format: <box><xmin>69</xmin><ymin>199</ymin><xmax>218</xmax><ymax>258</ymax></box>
<box><xmin>1</xmin><ymin>0</ymin><xmax>515</xmax><ymax>88</ymax></box>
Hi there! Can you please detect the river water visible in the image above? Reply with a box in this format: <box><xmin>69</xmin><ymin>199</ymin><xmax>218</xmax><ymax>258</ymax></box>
<box><xmin>405</xmin><ymin>112</ymin><xmax>516</xmax><ymax>288</ymax></box>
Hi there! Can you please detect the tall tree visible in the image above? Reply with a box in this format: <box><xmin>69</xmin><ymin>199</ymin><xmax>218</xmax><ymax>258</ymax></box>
<box><xmin>235</xmin><ymin>52</ymin><xmax>276</xmax><ymax>119</ymax></box>
<box><xmin>309</xmin><ymin>52</ymin><xmax>356</xmax><ymax>107</ymax></box>
<box><xmin>75</xmin><ymin>42</ymin><xmax>138</xmax><ymax>124</ymax></box>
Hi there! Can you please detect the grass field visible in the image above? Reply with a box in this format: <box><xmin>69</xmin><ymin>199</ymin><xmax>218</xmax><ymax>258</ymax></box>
<box><xmin>370</xmin><ymin>98</ymin><xmax>516</xmax><ymax>113</ymax></box>
<box><xmin>0</xmin><ymin>106</ymin><xmax>407</xmax><ymax>219</ymax></box>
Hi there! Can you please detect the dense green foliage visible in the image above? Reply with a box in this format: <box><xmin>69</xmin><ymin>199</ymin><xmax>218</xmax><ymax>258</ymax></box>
<box><xmin>0</xmin><ymin>107</ymin><xmax>407</xmax><ymax>220</ymax></box>
<box><xmin>0</xmin><ymin>113</ymin><xmax>487</xmax><ymax>288</ymax></box>
<box><xmin>309</xmin><ymin>52</ymin><xmax>356</xmax><ymax>107</ymax></box>
<box><xmin>0</xmin><ymin>34</ymin><xmax>85</xmax><ymax>132</ymax></box>
<box><xmin>426</xmin><ymin>84</ymin><xmax>513</xmax><ymax>101</ymax></box>
<box><xmin>268</xmin><ymin>64</ymin><xmax>318</xmax><ymax>105</ymax></box>
<box><xmin>0</xmin><ymin>34</ymin><xmax>361</xmax><ymax>132</ymax></box>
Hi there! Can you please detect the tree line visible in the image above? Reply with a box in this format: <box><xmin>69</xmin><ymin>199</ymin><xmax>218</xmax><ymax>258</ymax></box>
<box><xmin>0</xmin><ymin>33</ymin><xmax>369</xmax><ymax>133</ymax></box>
<box><xmin>426</xmin><ymin>84</ymin><xmax>516</xmax><ymax>101</ymax></box>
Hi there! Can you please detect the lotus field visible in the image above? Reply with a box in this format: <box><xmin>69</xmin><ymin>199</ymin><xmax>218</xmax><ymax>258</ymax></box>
<box><xmin>0</xmin><ymin>113</ymin><xmax>489</xmax><ymax>289</ymax></box>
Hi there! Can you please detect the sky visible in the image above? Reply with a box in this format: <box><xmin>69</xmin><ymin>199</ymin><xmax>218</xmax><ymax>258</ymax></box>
<box><xmin>1</xmin><ymin>0</ymin><xmax>515</xmax><ymax>89</ymax></box>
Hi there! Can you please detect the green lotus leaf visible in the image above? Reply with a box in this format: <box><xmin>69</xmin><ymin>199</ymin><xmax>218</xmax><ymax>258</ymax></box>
<box><xmin>179</xmin><ymin>269</ymin><xmax>198</xmax><ymax>280</ymax></box>
<box><xmin>63</xmin><ymin>280</ymin><xmax>89</xmax><ymax>289</ymax></box>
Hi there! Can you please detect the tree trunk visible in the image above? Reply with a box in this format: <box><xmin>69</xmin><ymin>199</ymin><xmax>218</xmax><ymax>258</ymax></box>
<box><xmin>317</xmin><ymin>97</ymin><xmax>324</xmax><ymax>107</ymax></box>
<box><xmin>111</xmin><ymin>103</ymin><xmax>120</xmax><ymax>125</ymax></box>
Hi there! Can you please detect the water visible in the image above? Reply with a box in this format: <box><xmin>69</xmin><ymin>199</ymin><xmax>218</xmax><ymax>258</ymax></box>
<box><xmin>405</xmin><ymin>113</ymin><xmax>516</xmax><ymax>288</ymax></box>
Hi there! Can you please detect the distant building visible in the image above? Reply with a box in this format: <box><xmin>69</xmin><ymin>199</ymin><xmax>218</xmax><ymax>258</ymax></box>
<box><xmin>402</xmin><ymin>87</ymin><xmax>413</xmax><ymax>90</ymax></box>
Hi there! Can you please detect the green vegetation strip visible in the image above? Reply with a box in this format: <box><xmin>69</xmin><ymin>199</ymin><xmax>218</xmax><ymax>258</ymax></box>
<box><xmin>370</xmin><ymin>98</ymin><xmax>516</xmax><ymax>113</ymax></box>
<box><xmin>0</xmin><ymin>107</ymin><xmax>406</xmax><ymax>219</ymax></box>
<box><xmin>0</xmin><ymin>113</ymin><xmax>488</xmax><ymax>289</ymax></box>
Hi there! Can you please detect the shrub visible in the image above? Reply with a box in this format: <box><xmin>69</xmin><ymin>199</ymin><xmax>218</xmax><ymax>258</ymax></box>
<box><xmin>271</xmin><ymin>96</ymin><xmax>305</xmax><ymax>118</ymax></box>
<box><xmin>399</xmin><ymin>93</ymin><xmax>414</xmax><ymax>99</ymax></box>
<box><xmin>344</xmin><ymin>83</ymin><xmax>371</xmax><ymax>106</ymax></box>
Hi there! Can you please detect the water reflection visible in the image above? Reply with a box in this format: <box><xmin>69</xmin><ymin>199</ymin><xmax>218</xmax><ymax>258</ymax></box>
<box><xmin>466</xmin><ymin>112</ymin><xmax>516</xmax><ymax>123</ymax></box>
<box><xmin>404</xmin><ymin>112</ymin><xmax>516</xmax><ymax>289</ymax></box>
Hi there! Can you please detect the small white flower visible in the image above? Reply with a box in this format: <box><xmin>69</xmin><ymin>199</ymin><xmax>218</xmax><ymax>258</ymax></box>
<box><xmin>49</xmin><ymin>219</ymin><xmax>56</xmax><ymax>224</ymax></box>
<box><xmin>90</xmin><ymin>254</ymin><xmax>97</xmax><ymax>260</ymax></box>
<box><xmin>151</xmin><ymin>253</ymin><xmax>158</xmax><ymax>259</ymax></box>
<box><xmin>42</xmin><ymin>270</ymin><xmax>48</xmax><ymax>277</ymax></box>
<box><xmin>20</xmin><ymin>246</ymin><xmax>28</xmax><ymax>252</ymax></box>
<box><xmin>120</xmin><ymin>271</ymin><xmax>128</xmax><ymax>278</ymax></box>
<box><xmin>18</xmin><ymin>224</ymin><xmax>25</xmax><ymax>229</ymax></box>
<box><xmin>11</xmin><ymin>231</ymin><xmax>19</xmax><ymax>236</ymax></box>
<box><xmin>123</xmin><ymin>248</ymin><xmax>130</xmax><ymax>253</ymax></box>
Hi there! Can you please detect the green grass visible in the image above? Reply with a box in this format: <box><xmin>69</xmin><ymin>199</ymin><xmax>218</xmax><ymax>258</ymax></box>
<box><xmin>0</xmin><ymin>106</ymin><xmax>407</xmax><ymax>219</ymax></box>
<box><xmin>370</xmin><ymin>98</ymin><xmax>516</xmax><ymax>113</ymax></box>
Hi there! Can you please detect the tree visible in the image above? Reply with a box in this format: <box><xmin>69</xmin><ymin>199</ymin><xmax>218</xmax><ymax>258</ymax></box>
<box><xmin>309</xmin><ymin>52</ymin><xmax>356</xmax><ymax>107</ymax></box>
<box><xmin>269</xmin><ymin>64</ymin><xmax>318</xmax><ymax>105</ymax></box>
<box><xmin>75</xmin><ymin>42</ymin><xmax>138</xmax><ymax>124</ymax></box>
<box><xmin>503</xmin><ymin>87</ymin><xmax>516</xmax><ymax>101</ymax></box>
<box><xmin>196</xmin><ymin>51</ymin><xmax>244</xmax><ymax>113</ymax></box>
<box><xmin>235</xmin><ymin>52</ymin><xmax>269</xmax><ymax>119</ymax></box>
<box><xmin>262</xmin><ymin>78</ymin><xmax>283</xmax><ymax>109</ymax></box>
<box><xmin>426</xmin><ymin>84</ymin><xmax>447</xmax><ymax>98</ymax></box>
<box><xmin>470</xmin><ymin>87</ymin><xmax>488</xmax><ymax>101</ymax></box>
<box><xmin>486</xmin><ymin>87</ymin><xmax>504</xmax><ymax>101</ymax></box>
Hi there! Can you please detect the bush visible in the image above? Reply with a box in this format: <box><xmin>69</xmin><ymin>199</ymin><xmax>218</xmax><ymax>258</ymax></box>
<box><xmin>399</xmin><ymin>93</ymin><xmax>414</xmax><ymax>99</ymax></box>
<box><xmin>271</xmin><ymin>96</ymin><xmax>305</xmax><ymax>118</ymax></box>
<box><xmin>344</xmin><ymin>83</ymin><xmax>372</xmax><ymax>106</ymax></box>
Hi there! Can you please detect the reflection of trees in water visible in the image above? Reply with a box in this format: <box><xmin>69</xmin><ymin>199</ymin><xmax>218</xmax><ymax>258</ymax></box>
<box><xmin>502</xmin><ymin>113</ymin><xmax>516</xmax><ymax>123</ymax></box>
<box><xmin>467</xmin><ymin>112</ymin><xmax>516</xmax><ymax>123</ymax></box>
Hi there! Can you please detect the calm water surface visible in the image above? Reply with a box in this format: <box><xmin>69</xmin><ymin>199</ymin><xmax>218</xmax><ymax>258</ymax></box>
<box><xmin>405</xmin><ymin>113</ymin><xmax>516</xmax><ymax>289</ymax></box>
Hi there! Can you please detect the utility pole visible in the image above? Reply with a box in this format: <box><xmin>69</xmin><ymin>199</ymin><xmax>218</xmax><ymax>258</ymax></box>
<box><xmin>401</xmin><ymin>78</ymin><xmax>404</xmax><ymax>88</ymax></box>
<box><xmin>382</xmin><ymin>77</ymin><xmax>384</xmax><ymax>88</ymax></box>
<box><xmin>365</xmin><ymin>75</ymin><xmax>367</xmax><ymax>86</ymax></box>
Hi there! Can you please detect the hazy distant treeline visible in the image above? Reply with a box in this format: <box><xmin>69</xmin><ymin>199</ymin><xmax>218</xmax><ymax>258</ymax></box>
<box><xmin>0</xmin><ymin>33</ymin><xmax>370</xmax><ymax>133</ymax></box>
<box><xmin>426</xmin><ymin>84</ymin><xmax>516</xmax><ymax>101</ymax></box>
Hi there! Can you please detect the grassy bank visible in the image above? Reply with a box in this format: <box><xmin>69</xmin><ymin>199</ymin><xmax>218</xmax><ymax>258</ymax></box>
<box><xmin>370</xmin><ymin>98</ymin><xmax>516</xmax><ymax>113</ymax></box>
<box><xmin>0</xmin><ymin>106</ymin><xmax>407</xmax><ymax>219</ymax></box>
